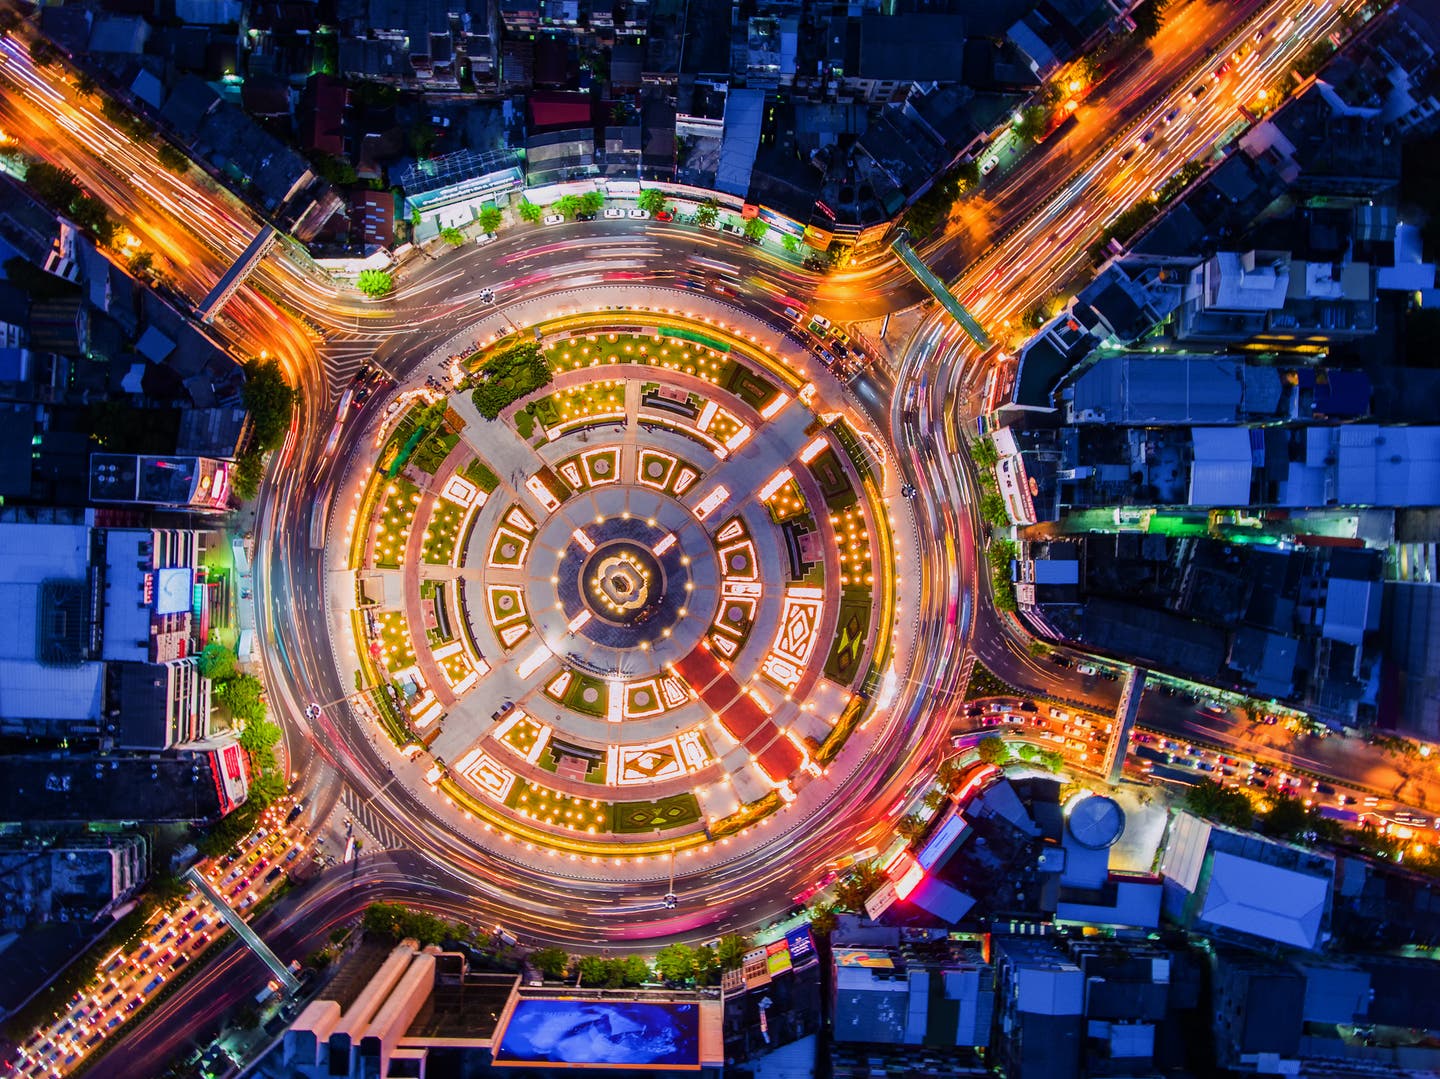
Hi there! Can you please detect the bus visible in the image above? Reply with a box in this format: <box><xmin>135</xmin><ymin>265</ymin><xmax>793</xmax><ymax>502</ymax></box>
<box><xmin>308</xmin><ymin>490</ymin><xmax>330</xmax><ymax>550</ymax></box>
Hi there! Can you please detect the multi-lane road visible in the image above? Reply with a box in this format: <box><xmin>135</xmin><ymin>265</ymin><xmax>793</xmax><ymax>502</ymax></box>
<box><xmin>1</xmin><ymin>0</ymin><xmax>1428</xmax><ymax>1066</ymax></box>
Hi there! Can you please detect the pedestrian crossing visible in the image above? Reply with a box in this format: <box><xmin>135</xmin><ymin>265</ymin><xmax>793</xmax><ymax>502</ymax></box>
<box><xmin>318</xmin><ymin>335</ymin><xmax>381</xmax><ymax>395</ymax></box>
<box><xmin>339</xmin><ymin>784</ymin><xmax>407</xmax><ymax>852</ymax></box>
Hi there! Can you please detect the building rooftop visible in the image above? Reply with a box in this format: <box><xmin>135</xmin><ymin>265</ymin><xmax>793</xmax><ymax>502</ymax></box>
<box><xmin>0</xmin><ymin>751</ymin><xmax>232</xmax><ymax>824</ymax></box>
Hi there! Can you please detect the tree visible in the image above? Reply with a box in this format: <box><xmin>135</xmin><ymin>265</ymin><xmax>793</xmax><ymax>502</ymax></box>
<box><xmin>1132</xmin><ymin>0</ymin><xmax>1168</xmax><ymax>38</ymax></box>
<box><xmin>529</xmin><ymin>947</ymin><xmax>569</xmax><ymax>980</ymax></box>
<box><xmin>220</xmin><ymin>673</ymin><xmax>266</xmax><ymax>723</ymax></box>
<box><xmin>1037</xmin><ymin>749</ymin><xmax>1065</xmax><ymax>772</ymax></box>
<box><xmin>980</xmin><ymin>491</ymin><xmax>1009</xmax><ymax>525</ymax></box>
<box><xmin>1182</xmin><ymin>780</ymin><xmax>1254</xmax><ymax>830</ymax></box>
<box><xmin>22</xmin><ymin>162</ymin><xmax>81</xmax><ymax>211</ymax></box>
<box><xmin>440</xmin><ymin>226</ymin><xmax>465</xmax><ymax>245</ymax></box>
<box><xmin>695</xmin><ymin>197</ymin><xmax>720</xmax><ymax>227</ymax></box>
<box><xmin>833</xmin><ymin>863</ymin><xmax>885</xmax><ymax>912</ymax></box>
<box><xmin>241</xmin><ymin>358</ymin><xmax>296</xmax><ymax>453</ymax></box>
<box><xmin>479</xmin><ymin>206</ymin><xmax>503</xmax><ymax>232</ymax></box>
<box><xmin>356</xmin><ymin>269</ymin><xmax>393</xmax><ymax>298</ymax></box>
<box><xmin>28</xmin><ymin>38</ymin><xmax>57</xmax><ymax>66</ymax></box>
<box><xmin>617</xmin><ymin>955</ymin><xmax>650</xmax><ymax>987</ymax></box>
<box><xmin>577</xmin><ymin>955</ymin><xmax>610</xmax><ymax>986</ymax></box>
<box><xmin>921</xmin><ymin>787</ymin><xmax>948</xmax><ymax>811</ymax></box>
<box><xmin>517</xmin><ymin>198</ymin><xmax>542</xmax><ymax>223</ymax></box>
<box><xmin>127</xmin><ymin>250</ymin><xmax>153</xmax><ymax>277</ymax></box>
<box><xmin>198</xmin><ymin>642</ymin><xmax>236</xmax><ymax>681</ymax></box>
<box><xmin>238</xmin><ymin>718</ymin><xmax>281</xmax><ymax>755</ymax></box>
<box><xmin>232</xmin><ymin>450</ymin><xmax>265</xmax><ymax>501</ymax></box>
<box><xmin>1014</xmin><ymin>106</ymin><xmax>1047</xmax><ymax>144</ymax></box>
<box><xmin>715</xmin><ymin>933</ymin><xmax>750</xmax><ymax>971</ymax></box>
<box><xmin>553</xmin><ymin>194</ymin><xmax>580</xmax><ymax>218</ymax></box>
<box><xmin>247</xmin><ymin>765</ymin><xmax>287</xmax><ymax>806</ymax></box>
<box><xmin>897</xmin><ymin>813</ymin><xmax>928</xmax><ymax>841</ymax></box>
<box><xmin>743</xmin><ymin>217</ymin><xmax>769</xmax><ymax>241</ymax></box>
<box><xmin>654</xmin><ymin>943</ymin><xmax>698</xmax><ymax>984</ymax></box>
<box><xmin>977</xmin><ymin>735</ymin><xmax>1010</xmax><ymax>765</ymax></box>
<box><xmin>637</xmin><ymin>188</ymin><xmax>667</xmax><ymax>215</ymax></box>
<box><xmin>68</xmin><ymin>194</ymin><xmax>116</xmax><ymax>245</ymax></box>
<box><xmin>809</xmin><ymin>902</ymin><xmax>838</xmax><ymax>938</ymax></box>
<box><xmin>969</xmin><ymin>437</ymin><xmax>999</xmax><ymax>468</ymax></box>
<box><xmin>782</xmin><ymin>233</ymin><xmax>799</xmax><ymax>253</ymax></box>
<box><xmin>694</xmin><ymin>944</ymin><xmax>720</xmax><ymax>986</ymax></box>
<box><xmin>578</xmin><ymin>191</ymin><xmax>604</xmax><ymax>215</ymax></box>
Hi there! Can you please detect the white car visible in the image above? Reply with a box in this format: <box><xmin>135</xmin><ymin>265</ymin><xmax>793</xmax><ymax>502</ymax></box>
<box><xmin>603</xmin><ymin>207</ymin><xmax>625</xmax><ymax>219</ymax></box>
<box><xmin>627</xmin><ymin>208</ymin><xmax>650</xmax><ymax>219</ymax></box>
<box><xmin>474</xmin><ymin>232</ymin><xmax>498</xmax><ymax>245</ymax></box>
<box><xmin>543</xmin><ymin>213</ymin><xmax>565</xmax><ymax>225</ymax></box>
<box><xmin>981</xmin><ymin>156</ymin><xmax>999</xmax><ymax>175</ymax></box>
<box><xmin>810</xmin><ymin>313</ymin><xmax>832</xmax><ymax>331</ymax></box>
<box><xmin>1076</xmin><ymin>664</ymin><xmax>1097</xmax><ymax>676</ymax></box>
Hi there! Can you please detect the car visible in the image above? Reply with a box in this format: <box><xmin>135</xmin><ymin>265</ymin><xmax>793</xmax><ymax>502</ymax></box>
<box><xmin>1134</xmin><ymin>732</ymin><xmax>1153</xmax><ymax>744</ymax></box>
<box><xmin>1100</xmin><ymin>670</ymin><xmax>1118</xmax><ymax>681</ymax></box>
<box><xmin>810</xmin><ymin>313</ymin><xmax>832</xmax><ymax>331</ymax></box>
<box><xmin>783</xmin><ymin>306</ymin><xmax>803</xmax><ymax>320</ymax></box>
<box><xmin>987</xmin><ymin>702</ymin><xmax>1006</xmax><ymax>713</ymax></box>
<box><xmin>627</xmin><ymin>208</ymin><xmax>650</xmax><ymax>219</ymax></box>
<box><xmin>180</xmin><ymin>909</ymin><xmax>198</xmax><ymax>923</ymax></box>
<box><xmin>1190</xmin><ymin>83</ymin><xmax>1208</xmax><ymax>100</ymax></box>
<box><xmin>1136</xmin><ymin>130</ymin><xmax>1154</xmax><ymax>147</ymax></box>
<box><xmin>265</xmin><ymin>867</ymin><xmax>283</xmax><ymax>883</ymax></box>
<box><xmin>239</xmin><ymin>893</ymin><xmax>257</xmax><ymax>910</ymax></box>
<box><xmin>602</xmin><ymin>207</ymin><xmax>625</xmax><ymax>219</ymax></box>
<box><xmin>1163</xmin><ymin>108</ymin><xmax>1180</xmax><ymax>125</ymax></box>
<box><xmin>1051</xmin><ymin>655</ymin><xmax>1071</xmax><ymax>668</ymax></box>
<box><xmin>474</xmin><ymin>232</ymin><xmax>498</xmax><ymax>246</ymax></box>
<box><xmin>106</xmin><ymin>1016</ymin><xmax>121</xmax><ymax>1030</ymax></box>
<box><xmin>542</xmin><ymin>213</ymin><xmax>565</xmax><ymax>225</ymax></box>
<box><xmin>981</xmin><ymin>716</ymin><xmax>1003</xmax><ymax>727</ymax></box>
<box><xmin>1051</xmin><ymin>710</ymin><xmax>1072</xmax><ymax>723</ymax></box>
<box><xmin>1212</xmin><ymin>62</ymin><xmax>1230</xmax><ymax>79</ymax></box>
<box><xmin>981</xmin><ymin>156</ymin><xmax>998</xmax><ymax>175</ymax></box>
<box><xmin>1076</xmin><ymin>664</ymin><xmax>1098</xmax><ymax>676</ymax></box>
<box><xmin>1018</xmin><ymin>701</ymin><xmax>1038</xmax><ymax>712</ymax></box>
<box><xmin>125</xmin><ymin>998</ymin><xmax>142</xmax><ymax>1013</ymax></box>
<box><xmin>1119</xmin><ymin>148</ymin><xmax>1136</xmax><ymax>163</ymax></box>
<box><xmin>575</xmin><ymin>211</ymin><xmax>596</xmax><ymax>221</ymax></box>
<box><xmin>655</xmin><ymin>210</ymin><xmax>673</xmax><ymax>222</ymax></box>
<box><xmin>1004</xmin><ymin>714</ymin><xmax>1024</xmax><ymax>725</ymax></box>
<box><xmin>1338</xmin><ymin>794</ymin><xmax>1356</xmax><ymax>805</ymax></box>
<box><xmin>285</xmin><ymin>848</ymin><xmax>300</xmax><ymax>862</ymax></box>
<box><xmin>1200</xmin><ymin>702</ymin><xmax>1227</xmax><ymax>717</ymax></box>
<box><xmin>964</xmin><ymin>705</ymin><xmax>982</xmax><ymax>718</ymax></box>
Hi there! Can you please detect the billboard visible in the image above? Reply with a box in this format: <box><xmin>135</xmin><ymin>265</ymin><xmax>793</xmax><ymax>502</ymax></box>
<box><xmin>765</xmin><ymin>939</ymin><xmax>792</xmax><ymax>977</ymax></box>
<box><xmin>916</xmin><ymin>808</ymin><xmax>969</xmax><ymax>871</ymax></box>
<box><xmin>785</xmin><ymin>924</ymin><xmax>815</xmax><ymax>969</ymax></box>
<box><xmin>154</xmin><ymin>567</ymin><xmax>194</xmax><ymax>615</ymax></box>
<box><xmin>494</xmin><ymin>998</ymin><xmax>700</xmax><ymax>1069</ymax></box>
<box><xmin>833</xmin><ymin>948</ymin><xmax>895</xmax><ymax>969</ymax></box>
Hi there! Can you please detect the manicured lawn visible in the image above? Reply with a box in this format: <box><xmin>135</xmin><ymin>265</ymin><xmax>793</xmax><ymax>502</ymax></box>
<box><xmin>723</xmin><ymin>362</ymin><xmax>778</xmax><ymax>412</ymax></box>
<box><xmin>461</xmin><ymin>457</ymin><xmax>500</xmax><ymax>493</ymax></box>
<box><xmin>498</xmin><ymin>714</ymin><xmax>546</xmax><ymax>757</ymax></box>
<box><xmin>809</xmin><ymin>447</ymin><xmax>858</xmax><ymax>512</ymax></box>
<box><xmin>763</xmin><ymin>475</ymin><xmax>808</xmax><ymax>524</ymax></box>
<box><xmin>469</xmin><ymin>342</ymin><xmax>553</xmax><ymax>419</ymax></box>
<box><xmin>375</xmin><ymin>611</ymin><xmax>417</xmax><ymax>675</ymax></box>
<box><xmin>612</xmin><ymin>793</ymin><xmax>703</xmax><ymax>834</ymax></box>
<box><xmin>413</xmin><ymin>430</ymin><xmax>460</xmax><ymax>475</ymax></box>
<box><xmin>824</xmin><ymin>587</ymin><xmax>872</xmax><ymax>686</ymax></box>
<box><xmin>422</xmin><ymin>498</ymin><xmax>466</xmax><ymax>564</ymax></box>
<box><xmin>373</xmin><ymin>478</ymin><xmax>421</xmax><ymax>568</ymax></box>
<box><xmin>562</xmin><ymin>672</ymin><xmax>608</xmax><ymax>717</ymax></box>
<box><xmin>505</xmin><ymin>779</ymin><xmax>614</xmax><ymax>833</ymax></box>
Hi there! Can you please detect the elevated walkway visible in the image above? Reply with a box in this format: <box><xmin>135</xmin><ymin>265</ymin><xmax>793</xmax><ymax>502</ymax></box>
<box><xmin>890</xmin><ymin>229</ymin><xmax>991</xmax><ymax>350</ymax></box>
<box><xmin>185</xmin><ymin>866</ymin><xmax>301</xmax><ymax>993</ymax></box>
<box><xmin>198</xmin><ymin>225</ymin><xmax>277</xmax><ymax>322</ymax></box>
<box><xmin>1105</xmin><ymin>667</ymin><xmax>1147</xmax><ymax>783</ymax></box>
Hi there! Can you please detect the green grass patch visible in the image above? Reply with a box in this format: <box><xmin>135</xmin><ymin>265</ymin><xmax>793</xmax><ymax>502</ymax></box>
<box><xmin>498</xmin><ymin>714</ymin><xmax>546</xmax><ymax>757</ymax></box>
<box><xmin>513</xmin><ymin>407</ymin><xmax>536</xmax><ymax>440</ymax></box>
<box><xmin>422</xmin><ymin>498</ymin><xmax>466</xmax><ymax>564</ymax></box>
<box><xmin>612</xmin><ymin>792</ymin><xmax>703</xmax><ymax>834</ymax></box>
<box><xmin>810</xmin><ymin>448</ymin><xmax>858</xmax><ymax>512</ymax></box>
<box><xmin>469</xmin><ymin>342</ymin><xmax>553</xmax><ymax>419</ymax></box>
<box><xmin>373</xmin><ymin>477</ymin><xmax>420</xmax><ymax>567</ymax></box>
<box><xmin>461</xmin><ymin>457</ymin><xmax>501</xmax><ymax>493</ymax></box>
<box><xmin>375</xmin><ymin>611</ymin><xmax>417</xmax><ymax>674</ymax></box>
<box><xmin>708</xmin><ymin>790</ymin><xmax>782</xmax><ymax>839</ymax></box>
<box><xmin>723</xmin><ymin>362</ymin><xmax>778</xmax><ymax>411</ymax></box>
<box><xmin>824</xmin><ymin>588</ymin><xmax>872</xmax><ymax>685</ymax></box>
<box><xmin>560</xmin><ymin>671</ymin><xmax>608</xmax><ymax>717</ymax></box>
<box><xmin>413</xmin><ymin>430</ymin><xmax>460</xmax><ymax>475</ymax></box>
<box><xmin>813</xmin><ymin>696</ymin><xmax>865</xmax><ymax>766</ymax></box>
<box><xmin>505</xmin><ymin>779</ymin><xmax>614</xmax><ymax>833</ymax></box>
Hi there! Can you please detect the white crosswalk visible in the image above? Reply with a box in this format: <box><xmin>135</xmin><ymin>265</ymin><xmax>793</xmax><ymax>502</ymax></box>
<box><xmin>338</xmin><ymin>784</ymin><xmax>406</xmax><ymax>852</ymax></box>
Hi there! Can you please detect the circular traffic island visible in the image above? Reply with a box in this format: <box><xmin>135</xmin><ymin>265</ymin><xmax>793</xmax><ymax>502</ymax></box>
<box><xmin>334</xmin><ymin>312</ymin><xmax>915</xmax><ymax>921</ymax></box>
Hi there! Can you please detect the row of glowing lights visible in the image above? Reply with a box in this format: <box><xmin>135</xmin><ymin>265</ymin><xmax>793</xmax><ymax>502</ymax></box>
<box><xmin>372</xmin><ymin>484</ymin><xmax>422</xmax><ymax>564</ymax></box>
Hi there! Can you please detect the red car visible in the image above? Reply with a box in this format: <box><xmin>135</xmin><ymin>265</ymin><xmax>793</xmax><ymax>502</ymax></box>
<box><xmin>655</xmin><ymin>210</ymin><xmax>674</xmax><ymax>222</ymax></box>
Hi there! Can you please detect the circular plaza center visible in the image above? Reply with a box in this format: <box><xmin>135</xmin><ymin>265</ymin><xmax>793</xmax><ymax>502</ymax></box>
<box><xmin>336</xmin><ymin>313</ymin><xmax>908</xmax><ymax>888</ymax></box>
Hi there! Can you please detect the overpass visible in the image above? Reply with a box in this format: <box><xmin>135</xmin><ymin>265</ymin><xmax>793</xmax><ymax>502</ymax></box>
<box><xmin>197</xmin><ymin>225</ymin><xmax>277</xmax><ymax>323</ymax></box>
<box><xmin>1104</xmin><ymin>667</ymin><xmax>1148</xmax><ymax>783</ymax></box>
<box><xmin>184</xmin><ymin>866</ymin><xmax>301</xmax><ymax>994</ymax></box>
<box><xmin>890</xmin><ymin>229</ymin><xmax>991</xmax><ymax>350</ymax></box>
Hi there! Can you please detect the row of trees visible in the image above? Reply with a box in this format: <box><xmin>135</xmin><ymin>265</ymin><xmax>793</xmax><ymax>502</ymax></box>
<box><xmin>21</xmin><ymin>160</ymin><xmax>117</xmax><ymax>246</ymax></box>
<box><xmin>232</xmin><ymin>358</ymin><xmax>296</xmax><ymax>501</ymax></box>
<box><xmin>198</xmin><ymin>643</ymin><xmax>286</xmax><ymax>806</ymax></box>
<box><xmin>524</xmin><ymin>933</ymin><xmax>751</xmax><ymax>987</ymax></box>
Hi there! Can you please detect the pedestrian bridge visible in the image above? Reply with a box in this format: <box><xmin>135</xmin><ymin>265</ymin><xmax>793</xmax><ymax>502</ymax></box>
<box><xmin>197</xmin><ymin>225</ymin><xmax>277</xmax><ymax>323</ymax></box>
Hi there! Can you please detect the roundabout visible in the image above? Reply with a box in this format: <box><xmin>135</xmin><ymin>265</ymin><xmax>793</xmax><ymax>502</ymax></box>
<box><xmin>308</xmin><ymin>297</ymin><xmax>931</xmax><ymax>939</ymax></box>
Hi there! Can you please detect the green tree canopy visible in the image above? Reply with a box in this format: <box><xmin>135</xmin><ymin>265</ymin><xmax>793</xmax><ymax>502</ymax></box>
<box><xmin>553</xmin><ymin>194</ymin><xmax>580</xmax><ymax>218</ymax></box>
<box><xmin>363</xmin><ymin>902</ymin><xmax>459</xmax><ymax>946</ymax></box>
<box><xmin>898</xmin><ymin>812</ymin><xmax>928</xmax><ymax>841</ymax></box>
<box><xmin>715</xmin><ymin>933</ymin><xmax>751</xmax><ymax>970</ymax></box>
<box><xmin>578</xmin><ymin>191</ymin><xmax>604</xmax><ymax>214</ymax></box>
<box><xmin>238</xmin><ymin>717</ymin><xmax>282</xmax><ymax>755</ymax></box>
<box><xmin>1182</xmin><ymin>780</ymin><xmax>1254</xmax><ymax>830</ymax></box>
<box><xmin>977</xmin><ymin>735</ymin><xmax>1010</xmax><ymax>765</ymax></box>
<box><xmin>479</xmin><ymin>206</ymin><xmax>503</xmax><ymax>232</ymax></box>
<box><xmin>23</xmin><ymin>162</ymin><xmax>81</xmax><ymax>210</ymax></box>
<box><xmin>654</xmin><ymin>943</ymin><xmax>698</xmax><ymax>983</ymax></box>
<box><xmin>743</xmin><ymin>217</ymin><xmax>768</xmax><ymax>240</ymax></box>
<box><xmin>637</xmin><ymin>188</ymin><xmax>667</xmax><ymax>215</ymax></box>
<box><xmin>232</xmin><ymin>450</ymin><xmax>265</xmax><ymax>502</ymax></box>
<box><xmin>440</xmin><ymin>226</ymin><xmax>465</xmax><ymax>245</ymax></box>
<box><xmin>694</xmin><ymin>197</ymin><xmax>719</xmax><ymax>227</ymax></box>
<box><xmin>577</xmin><ymin>955</ymin><xmax>610</xmax><ymax>986</ymax></box>
<box><xmin>694</xmin><ymin>944</ymin><xmax>720</xmax><ymax>986</ymax></box>
<box><xmin>198</xmin><ymin>642</ymin><xmax>236</xmax><ymax>680</ymax></box>
<box><xmin>356</xmin><ymin>268</ymin><xmax>394</xmax><ymax>297</ymax></box>
<box><xmin>156</xmin><ymin>144</ymin><xmax>189</xmax><ymax>174</ymax></box>
<box><xmin>517</xmin><ymin>199</ymin><xmax>542</xmax><ymax>223</ymax></box>
<box><xmin>529</xmin><ymin>947</ymin><xmax>570</xmax><ymax>979</ymax></box>
<box><xmin>219</xmin><ymin>673</ymin><xmax>266</xmax><ymax>723</ymax></box>
<box><xmin>241</xmin><ymin>358</ymin><xmax>296</xmax><ymax>453</ymax></box>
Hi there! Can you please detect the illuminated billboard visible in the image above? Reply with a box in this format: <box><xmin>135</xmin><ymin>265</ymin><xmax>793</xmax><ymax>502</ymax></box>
<box><xmin>785</xmin><ymin>924</ymin><xmax>816</xmax><ymax>968</ymax></box>
<box><xmin>494</xmin><ymin>998</ymin><xmax>700</xmax><ymax>1069</ymax></box>
<box><xmin>916</xmin><ymin>808</ymin><xmax>969</xmax><ymax>871</ymax></box>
